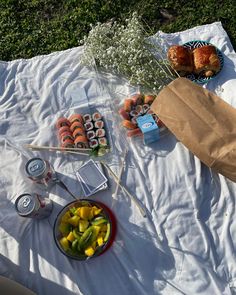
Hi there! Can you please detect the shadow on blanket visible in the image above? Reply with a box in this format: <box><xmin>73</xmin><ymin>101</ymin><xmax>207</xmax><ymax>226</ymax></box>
<box><xmin>0</xmin><ymin>254</ymin><xmax>77</xmax><ymax>295</ymax></box>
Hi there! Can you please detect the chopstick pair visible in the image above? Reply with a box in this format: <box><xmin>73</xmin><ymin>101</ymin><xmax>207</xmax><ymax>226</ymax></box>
<box><xmin>25</xmin><ymin>144</ymin><xmax>91</xmax><ymax>156</ymax></box>
<box><xmin>101</xmin><ymin>160</ymin><xmax>146</xmax><ymax>218</ymax></box>
<box><xmin>112</xmin><ymin>149</ymin><xmax>128</xmax><ymax>199</ymax></box>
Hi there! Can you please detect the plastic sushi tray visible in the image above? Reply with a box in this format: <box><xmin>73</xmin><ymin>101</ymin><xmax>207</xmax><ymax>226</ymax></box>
<box><xmin>116</xmin><ymin>93</ymin><xmax>167</xmax><ymax>145</ymax></box>
<box><xmin>56</xmin><ymin>110</ymin><xmax>111</xmax><ymax>157</ymax></box>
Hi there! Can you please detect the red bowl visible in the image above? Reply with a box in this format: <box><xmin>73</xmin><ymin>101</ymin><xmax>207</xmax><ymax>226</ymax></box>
<box><xmin>53</xmin><ymin>199</ymin><xmax>116</xmax><ymax>260</ymax></box>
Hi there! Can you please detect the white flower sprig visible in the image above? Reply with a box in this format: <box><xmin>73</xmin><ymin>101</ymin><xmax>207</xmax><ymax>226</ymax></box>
<box><xmin>81</xmin><ymin>12</ymin><xmax>177</xmax><ymax>91</ymax></box>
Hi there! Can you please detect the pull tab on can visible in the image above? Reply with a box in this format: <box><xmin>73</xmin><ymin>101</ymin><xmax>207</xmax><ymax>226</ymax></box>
<box><xmin>15</xmin><ymin>193</ymin><xmax>53</xmax><ymax>219</ymax></box>
<box><xmin>25</xmin><ymin>157</ymin><xmax>57</xmax><ymax>189</ymax></box>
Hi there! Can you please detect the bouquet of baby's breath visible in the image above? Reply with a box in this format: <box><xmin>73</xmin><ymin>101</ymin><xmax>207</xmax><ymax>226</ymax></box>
<box><xmin>80</xmin><ymin>12</ymin><xmax>178</xmax><ymax>92</ymax></box>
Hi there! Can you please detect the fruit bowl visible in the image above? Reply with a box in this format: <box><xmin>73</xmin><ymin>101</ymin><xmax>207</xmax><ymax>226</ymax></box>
<box><xmin>53</xmin><ymin>199</ymin><xmax>116</xmax><ymax>260</ymax></box>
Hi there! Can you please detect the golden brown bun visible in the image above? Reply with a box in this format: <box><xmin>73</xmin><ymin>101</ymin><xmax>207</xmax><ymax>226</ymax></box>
<box><xmin>167</xmin><ymin>45</ymin><xmax>194</xmax><ymax>75</ymax></box>
<box><xmin>192</xmin><ymin>45</ymin><xmax>221</xmax><ymax>77</ymax></box>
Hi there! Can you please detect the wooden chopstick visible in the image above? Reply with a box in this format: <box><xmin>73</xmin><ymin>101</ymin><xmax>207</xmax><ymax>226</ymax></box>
<box><xmin>112</xmin><ymin>149</ymin><xmax>128</xmax><ymax>199</ymax></box>
<box><xmin>26</xmin><ymin>144</ymin><xmax>92</xmax><ymax>151</ymax></box>
<box><xmin>25</xmin><ymin>144</ymin><xmax>91</xmax><ymax>156</ymax></box>
<box><xmin>101</xmin><ymin>162</ymin><xmax>146</xmax><ymax>218</ymax></box>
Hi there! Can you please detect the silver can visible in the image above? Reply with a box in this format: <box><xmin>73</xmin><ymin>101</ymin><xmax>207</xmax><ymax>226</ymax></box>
<box><xmin>25</xmin><ymin>157</ymin><xmax>57</xmax><ymax>189</ymax></box>
<box><xmin>15</xmin><ymin>193</ymin><xmax>53</xmax><ymax>219</ymax></box>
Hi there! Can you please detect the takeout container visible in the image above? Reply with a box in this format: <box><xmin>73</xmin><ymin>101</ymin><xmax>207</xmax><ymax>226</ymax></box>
<box><xmin>111</xmin><ymin>92</ymin><xmax>168</xmax><ymax>148</ymax></box>
<box><xmin>55</xmin><ymin>109</ymin><xmax>112</xmax><ymax>157</ymax></box>
<box><xmin>54</xmin><ymin>90</ymin><xmax>114</xmax><ymax>158</ymax></box>
<box><xmin>53</xmin><ymin>199</ymin><xmax>116</xmax><ymax>260</ymax></box>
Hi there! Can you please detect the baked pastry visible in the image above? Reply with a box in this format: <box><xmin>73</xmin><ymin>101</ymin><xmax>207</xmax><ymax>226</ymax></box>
<box><xmin>167</xmin><ymin>45</ymin><xmax>193</xmax><ymax>76</ymax></box>
<box><xmin>192</xmin><ymin>45</ymin><xmax>220</xmax><ymax>77</ymax></box>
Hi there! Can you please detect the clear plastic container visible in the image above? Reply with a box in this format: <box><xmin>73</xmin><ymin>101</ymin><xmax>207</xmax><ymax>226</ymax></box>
<box><xmin>54</xmin><ymin>84</ymin><xmax>115</xmax><ymax>159</ymax></box>
<box><xmin>108</xmin><ymin>88</ymin><xmax>169</xmax><ymax>158</ymax></box>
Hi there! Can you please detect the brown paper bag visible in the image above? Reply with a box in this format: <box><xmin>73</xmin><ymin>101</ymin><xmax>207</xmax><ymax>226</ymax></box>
<box><xmin>151</xmin><ymin>77</ymin><xmax>236</xmax><ymax>182</ymax></box>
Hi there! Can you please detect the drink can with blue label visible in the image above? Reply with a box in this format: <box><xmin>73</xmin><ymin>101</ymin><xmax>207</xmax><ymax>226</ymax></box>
<box><xmin>25</xmin><ymin>157</ymin><xmax>57</xmax><ymax>189</ymax></box>
<box><xmin>15</xmin><ymin>193</ymin><xmax>53</xmax><ymax>219</ymax></box>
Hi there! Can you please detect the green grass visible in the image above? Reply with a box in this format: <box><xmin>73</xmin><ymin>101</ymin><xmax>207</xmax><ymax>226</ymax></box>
<box><xmin>0</xmin><ymin>0</ymin><xmax>236</xmax><ymax>61</ymax></box>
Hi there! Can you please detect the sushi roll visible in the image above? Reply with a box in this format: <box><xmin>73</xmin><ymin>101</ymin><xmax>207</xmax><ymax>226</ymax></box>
<box><xmin>56</xmin><ymin>117</ymin><xmax>71</xmax><ymax>129</ymax></box>
<box><xmin>58</xmin><ymin>125</ymin><xmax>71</xmax><ymax>137</ymax></box>
<box><xmin>95</xmin><ymin>128</ymin><xmax>106</xmax><ymax>138</ymax></box>
<box><xmin>89</xmin><ymin>138</ymin><xmax>99</xmax><ymax>149</ymax></box>
<box><xmin>94</xmin><ymin>120</ymin><xmax>104</xmax><ymax>129</ymax></box>
<box><xmin>86</xmin><ymin>130</ymin><xmax>96</xmax><ymax>140</ymax></box>
<box><xmin>131</xmin><ymin>94</ymin><xmax>143</xmax><ymax>105</ymax></box>
<box><xmin>60</xmin><ymin>131</ymin><xmax>74</xmax><ymax>143</ymax></box>
<box><xmin>84</xmin><ymin>121</ymin><xmax>94</xmax><ymax>131</ymax></box>
<box><xmin>123</xmin><ymin>99</ymin><xmax>133</xmax><ymax>112</ymax></box>
<box><xmin>144</xmin><ymin>95</ymin><xmax>155</xmax><ymax>105</ymax></box>
<box><xmin>127</xmin><ymin>128</ymin><xmax>143</xmax><ymax>138</ymax></box>
<box><xmin>122</xmin><ymin>120</ymin><xmax>137</xmax><ymax>130</ymax></box>
<box><xmin>68</xmin><ymin>114</ymin><xmax>84</xmax><ymax>124</ymax></box>
<box><xmin>70</xmin><ymin>121</ymin><xmax>84</xmax><ymax>133</ymax></box>
<box><xmin>74</xmin><ymin>135</ymin><xmax>89</xmax><ymax>148</ymax></box>
<box><xmin>147</xmin><ymin>109</ymin><xmax>154</xmax><ymax>115</ymax></box>
<box><xmin>98</xmin><ymin>137</ymin><xmax>108</xmax><ymax>147</ymax></box>
<box><xmin>131</xmin><ymin>116</ymin><xmax>138</xmax><ymax>124</ymax></box>
<box><xmin>152</xmin><ymin>114</ymin><xmax>158</xmax><ymax>123</ymax></box>
<box><xmin>73</xmin><ymin>128</ymin><xmax>85</xmax><ymax>139</ymax></box>
<box><xmin>92</xmin><ymin>112</ymin><xmax>102</xmax><ymax>121</ymax></box>
<box><xmin>135</xmin><ymin>105</ymin><xmax>143</xmax><ymax>115</ymax></box>
<box><xmin>142</xmin><ymin>104</ymin><xmax>150</xmax><ymax>114</ymax></box>
<box><xmin>156</xmin><ymin>118</ymin><xmax>165</xmax><ymax>128</ymax></box>
<box><xmin>130</xmin><ymin>110</ymin><xmax>139</xmax><ymax>117</ymax></box>
<box><xmin>118</xmin><ymin>108</ymin><xmax>130</xmax><ymax>120</ymax></box>
<box><xmin>83</xmin><ymin>114</ymin><xmax>92</xmax><ymax>122</ymax></box>
<box><xmin>61</xmin><ymin>138</ymin><xmax>74</xmax><ymax>148</ymax></box>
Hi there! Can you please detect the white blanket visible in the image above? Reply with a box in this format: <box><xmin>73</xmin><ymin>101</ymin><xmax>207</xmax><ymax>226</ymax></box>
<box><xmin>1</xmin><ymin>22</ymin><xmax>236</xmax><ymax>295</ymax></box>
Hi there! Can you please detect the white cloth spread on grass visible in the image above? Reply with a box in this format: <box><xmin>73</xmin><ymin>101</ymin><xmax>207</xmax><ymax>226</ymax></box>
<box><xmin>1</xmin><ymin>22</ymin><xmax>236</xmax><ymax>295</ymax></box>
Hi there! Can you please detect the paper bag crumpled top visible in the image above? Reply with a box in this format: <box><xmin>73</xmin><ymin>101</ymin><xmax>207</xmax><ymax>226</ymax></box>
<box><xmin>151</xmin><ymin>77</ymin><xmax>236</xmax><ymax>182</ymax></box>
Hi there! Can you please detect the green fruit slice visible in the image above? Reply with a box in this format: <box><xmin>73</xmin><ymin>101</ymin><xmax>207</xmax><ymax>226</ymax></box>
<box><xmin>104</xmin><ymin>223</ymin><xmax>111</xmax><ymax>242</ymax></box>
<box><xmin>91</xmin><ymin>217</ymin><xmax>107</xmax><ymax>226</ymax></box>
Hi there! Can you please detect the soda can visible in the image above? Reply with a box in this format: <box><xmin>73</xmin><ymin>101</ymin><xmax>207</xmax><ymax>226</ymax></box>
<box><xmin>15</xmin><ymin>193</ymin><xmax>53</xmax><ymax>219</ymax></box>
<box><xmin>25</xmin><ymin>157</ymin><xmax>57</xmax><ymax>189</ymax></box>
